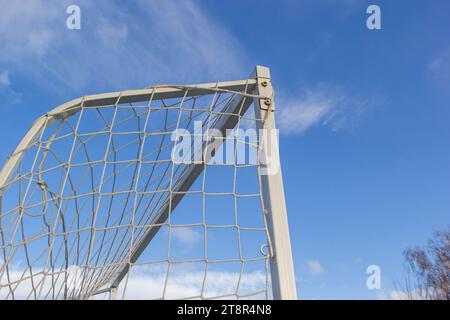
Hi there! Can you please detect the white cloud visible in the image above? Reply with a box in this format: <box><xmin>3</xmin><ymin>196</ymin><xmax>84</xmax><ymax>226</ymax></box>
<box><xmin>0</xmin><ymin>0</ymin><xmax>60</xmax><ymax>61</ymax></box>
<box><xmin>388</xmin><ymin>290</ymin><xmax>411</xmax><ymax>300</ymax></box>
<box><xmin>171</xmin><ymin>227</ymin><xmax>202</xmax><ymax>246</ymax></box>
<box><xmin>117</xmin><ymin>265</ymin><xmax>267</xmax><ymax>300</ymax></box>
<box><xmin>95</xmin><ymin>17</ymin><xmax>129</xmax><ymax>44</ymax></box>
<box><xmin>374</xmin><ymin>290</ymin><xmax>389</xmax><ymax>300</ymax></box>
<box><xmin>27</xmin><ymin>28</ymin><xmax>56</xmax><ymax>57</ymax></box>
<box><xmin>0</xmin><ymin>69</ymin><xmax>21</xmax><ymax>105</ymax></box>
<box><xmin>0</xmin><ymin>0</ymin><xmax>246</xmax><ymax>96</ymax></box>
<box><xmin>0</xmin><ymin>71</ymin><xmax>10</xmax><ymax>87</ymax></box>
<box><xmin>306</xmin><ymin>259</ymin><xmax>325</xmax><ymax>276</ymax></box>
<box><xmin>375</xmin><ymin>289</ymin><xmax>422</xmax><ymax>300</ymax></box>
<box><xmin>429</xmin><ymin>46</ymin><xmax>450</xmax><ymax>83</ymax></box>
<box><xmin>1</xmin><ymin>264</ymin><xmax>268</xmax><ymax>300</ymax></box>
<box><xmin>429</xmin><ymin>48</ymin><xmax>450</xmax><ymax>71</ymax></box>
<box><xmin>278</xmin><ymin>84</ymin><xmax>375</xmax><ymax>135</ymax></box>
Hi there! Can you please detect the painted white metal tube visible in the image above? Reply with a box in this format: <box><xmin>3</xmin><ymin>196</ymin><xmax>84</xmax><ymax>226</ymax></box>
<box><xmin>252</xmin><ymin>65</ymin><xmax>298</xmax><ymax>300</ymax></box>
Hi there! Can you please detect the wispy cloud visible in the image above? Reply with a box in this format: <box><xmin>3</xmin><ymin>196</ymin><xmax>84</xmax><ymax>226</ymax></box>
<box><xmin>0</xmin><ymin>71</ymin><xmax>10</xmax><ymax>87</ymax></box>
<box><xmin>0</xmin><ymin>69</ymin><xmax>21</xmax><ymax>105</ymax></box>
<box><xmin>306</xmin><ymin>259</ymin><xmax>325</xmax><ymax>276</ymax></box>
<box><xmin>429</xmin><ymin>46</ymin><xmax>450</xmax><ymax>83</ymax></box>
<box><xmin>0</xmin><ymin>0</ymin><xmax>246</xmax><ymax>97</ymax></box>
<box><xmin>278</xmin><ymin>84</ymin><xmax>376</xmax><ymax>135</ymax></box>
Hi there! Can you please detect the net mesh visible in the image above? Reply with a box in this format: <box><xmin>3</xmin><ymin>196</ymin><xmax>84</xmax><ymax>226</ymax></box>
<box><xmin>0</xmin><ymin>84</ymin><xmax>273</xmax><ymax>300</ymax></box>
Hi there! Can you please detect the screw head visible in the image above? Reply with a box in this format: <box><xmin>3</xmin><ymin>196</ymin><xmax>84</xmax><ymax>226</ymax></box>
<box><xmin>261</xmin><ymin>81</ymin><xmax>269</xmax><ymax>87</ymax></box>
<box><xmin>264</xmin><ymin>99</ymin><xmax>272</xmax><ymax>106</ymax></box>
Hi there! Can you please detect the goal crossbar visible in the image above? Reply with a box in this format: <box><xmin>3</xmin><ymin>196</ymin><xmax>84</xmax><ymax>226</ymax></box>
<box><xmin>0</xmin><ymin>79</ymin><xmax>258</xmax><ymax>193</ymax></box>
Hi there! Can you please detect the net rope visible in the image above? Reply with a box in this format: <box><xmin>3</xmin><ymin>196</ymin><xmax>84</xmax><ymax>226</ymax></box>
<box><xmin>0</xmin><ymin>84</ymin><xmax>273</xmax><ymax>300</ymax></box>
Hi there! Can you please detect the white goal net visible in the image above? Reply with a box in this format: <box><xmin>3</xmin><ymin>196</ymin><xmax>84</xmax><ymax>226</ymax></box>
<box><xmin>0</xmin><ymin>66</ymin><xmax>296</xmax><ymax>300</ymax></box>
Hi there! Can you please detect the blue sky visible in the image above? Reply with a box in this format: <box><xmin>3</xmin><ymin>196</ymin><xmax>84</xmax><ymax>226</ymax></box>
<box><xmin>0</xmin><ymin>0</ymin><xmax>449</xmax><ymax>299</ymax></box>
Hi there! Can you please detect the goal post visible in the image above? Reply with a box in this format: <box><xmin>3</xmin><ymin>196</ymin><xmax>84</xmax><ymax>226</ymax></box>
<box><xmin>252</xmin><ymin>66</ymin><xmax>297</xmax><ymax>300</ymax></box>
<box><xmin>0</xmin><ymin>65</ymin><xmax>297</xmax><ymax>300</ymax></box>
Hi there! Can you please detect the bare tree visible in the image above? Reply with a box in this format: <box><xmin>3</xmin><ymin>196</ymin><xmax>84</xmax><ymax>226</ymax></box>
<box><xmin>397</xmin><ymin>227</ymin><xmax>449</xmax><ymax>300</ymax></box>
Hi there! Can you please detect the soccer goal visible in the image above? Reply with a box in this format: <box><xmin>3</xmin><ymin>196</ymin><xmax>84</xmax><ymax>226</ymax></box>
<box><xmin>0</xmin><ymin>66</ymin><xmax>296</xmax><ymax>300</ymax></box>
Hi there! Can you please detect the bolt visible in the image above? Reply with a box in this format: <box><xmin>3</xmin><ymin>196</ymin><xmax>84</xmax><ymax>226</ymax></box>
<box><xmin>261</xmin><ymin>81</ymin><xmax>269</xmax><ymax>87</ymax></box>
<box><xmin>264</xmin><ymin>99</ymin><xmax>272</xmax><ymax>106</ymax></box>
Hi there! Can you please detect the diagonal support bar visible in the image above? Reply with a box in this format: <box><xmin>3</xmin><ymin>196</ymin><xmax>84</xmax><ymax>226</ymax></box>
<box><xmin>109</xmin><ymin>82</ymin><xmax>256</xmax><ymax>290</ymax></box>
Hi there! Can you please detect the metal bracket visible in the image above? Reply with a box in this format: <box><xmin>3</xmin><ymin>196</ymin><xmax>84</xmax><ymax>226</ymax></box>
<box><xmin>254</xmin><ymin>68</ymin><xmax>275</xmax><ymax>112</ymax></box>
